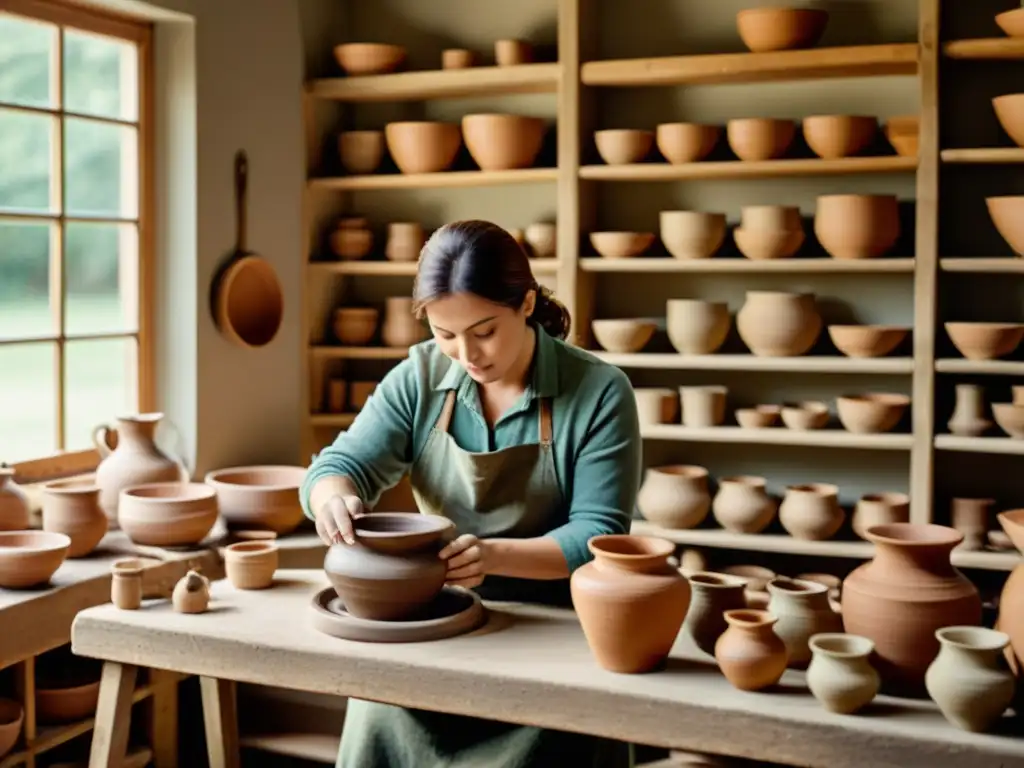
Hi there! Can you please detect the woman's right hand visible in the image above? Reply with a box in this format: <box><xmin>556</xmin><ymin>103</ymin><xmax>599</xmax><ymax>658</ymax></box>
<box><xmin>314</xmin><ymin>494</ymin><xmax>364</xmax><ymax>546</ymax></box>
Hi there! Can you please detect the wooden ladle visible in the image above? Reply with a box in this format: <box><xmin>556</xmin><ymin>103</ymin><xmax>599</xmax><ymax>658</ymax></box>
<box><xmin>211</xmin><ymin>150</ymin><xmax>284</xmax><ymax>348</ymax></box>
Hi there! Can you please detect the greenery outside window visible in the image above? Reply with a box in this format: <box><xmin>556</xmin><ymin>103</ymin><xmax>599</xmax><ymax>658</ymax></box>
<box><xmin>0</xmin><ymin>0</ymin><xmax>153</xmax><ymax>482</ymax></box>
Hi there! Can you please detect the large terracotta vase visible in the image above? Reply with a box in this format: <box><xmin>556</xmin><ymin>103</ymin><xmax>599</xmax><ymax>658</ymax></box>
<box><xmin>735</xmin><ymin>291</ymin><xmax>822</xmax><ymax>357</ymax></box>
<box><xmin>0</xmin><ymin>466</ymin><xmax>29</xmax><ymax>531</ymax></box>
<box><xmin>571</xmin><ymin>534</ymin><xmax>690</xmax><ymax>674</ymax></box>
<box><xmin>93</xmin><ymin>413</ymin><xmax>187</xmax><ymax>527</ymax></box>
<box><xmin>840</xmin><ymin>523</ymin><xmax>982</xmax><ymax>696</ymax></box>
<box><xmin>636</xmin><ymin>465</ymin><xmax>711</xmax><ymax>529</ymax></box>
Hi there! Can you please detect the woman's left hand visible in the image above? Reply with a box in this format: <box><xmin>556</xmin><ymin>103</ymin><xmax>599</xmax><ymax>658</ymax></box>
<box><xmin>438</xmin><ymin>534</ymin><xmax>493</xmax><ymax>588</ymax></box>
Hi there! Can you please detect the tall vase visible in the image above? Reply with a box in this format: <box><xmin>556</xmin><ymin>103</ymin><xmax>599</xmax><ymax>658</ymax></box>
<box><xmin>0</xmin><ymin>466</ymin><xmax>30</xmax><ymax>531</ymax></box>
<box><xmin>925</xmin><ymin>626</ymin><xmax>1015</xmax><ymax>733</ymax></box>
<box><xmin>841</xmin><ymin>523</ymin><xmax>982</xmax><ymax>696</ymax></box>
<box><xmin>947</xmin><ymin>383</ymin><xmax>991</xmax><ymax>436</ymax></box>
<box><xmin>571</xmin><ymin>534</ymin><xmax>691</xmax><ymax>673</ymax></box>
<box><xmin>93</xmin><ymin>413</ymin><xmax>187</xmax><ymax>528</ymax></box>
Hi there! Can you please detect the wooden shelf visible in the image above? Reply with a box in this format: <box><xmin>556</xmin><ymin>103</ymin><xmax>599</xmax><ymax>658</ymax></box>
<box><xmin>308</xmin><ymin>168</ymin><xmax>558</xmax><ymax>191</ymax></box>
<box><xmin>940</xmin><ymin>257</ymin><xmax>1024</xmax><ymax>272</ymax></box>
<box><xmin>580</xmin><ymin>257</ymin><xmax>915</xmax><ymax>273</ymax></box>
<box><xmin>305</xmin><ymin>63</ymin><xmax>560</xmax><ymax>101</ymax></box>
<box><xmin>581</xmin><ymin>43</ymin><xmax>918</xmax><ymax>87</ymax></box>
<box><xmin>579</xmin><ymin>156</ymin><xmax>914</xmax><ymax>182</ymax></box>
<box><xmin>240</xmin><ymin>732</ymin><xmax>341</xmax><ymax>763</ymax></box>
<box><xmin>943</xmin><ymin>37</ymin><xmax>1024</xmax><ymax>60</ymax></box>
<box><xmin>935</xmin><ymin>359</ymin><xmax>1024</xmax><ymax>375</ymax></box>
<box><xmin>940</xmin><ymin>147</ymin><xmax>1024</xmax><ymax>163</ymax></box>
<box><xmin>935</xmin><ymin>435</ymin><xmax>1024</xmax><ymax>455</ymax></box>
<box><xmin>309</xmin><ymin>413</ymin><xmax>357</xmax><ymax>428</ymax></box>
<box><xmin>593</xmin><ymin>353</ymin><xmax>914</xmax><ymax>374</ymax></box>
<box><xmin>309</xmin><ymin>346</ymin><xmax>409</xmax><ymax>360</ymax></box>
<box><xmin>641</xmin><ymin>424</ymin><xmax>912</xmax><ymax>450</ymax></box>
<box><xmin>308</xmin><ymin>258</ymin><xmax>561</xmax><ymax>276</ymax></box>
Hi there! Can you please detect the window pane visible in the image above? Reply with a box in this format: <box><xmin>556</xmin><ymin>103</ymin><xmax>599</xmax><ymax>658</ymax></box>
<box><xmin>0</xmin><ymin>342</ymin><xmax>57</xmax><ymax>460</ymax></box>
<box><xmin>65</xmin><ymin>222</ymin><xmax>137</xmax><ymax>336</ymax></box>
<box><xmin>0</xmin><ymin>14</ymin><xmax>57</xmax><ymax>108</ymax></box>
<box><xmin>0</xmin><ymin>219</ymin><xmax>56</xmax><ymax>341</ymax></box>
<box><xmin>64</xmin><ymin>336</ymin><xmax>137</xmax><ymax>451</ymax></box>
<box><xmin>64</xmin><ymin>117</ymin><xmax>137</xmax><ymax>218</ymax></box>
<box><xmin>0</xmin><ymin>107</ymin><xmax>57</xmax><ymax>214</ymax></box>
<box><xmin>63</xmin><ymin>29</ymin><xmax>137</xmax><ymax>121</ymax></box>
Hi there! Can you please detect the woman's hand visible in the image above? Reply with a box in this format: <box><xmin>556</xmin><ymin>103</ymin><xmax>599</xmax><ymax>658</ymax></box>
<box><xmin>438</xmin><ymin>534</ymin><xmax>493</xmax><ymax>588</ymax></box>
<box><xmin>314</xmin><ymin>494</ymin><xmax>364</xmax><ymax>546</ymax></box>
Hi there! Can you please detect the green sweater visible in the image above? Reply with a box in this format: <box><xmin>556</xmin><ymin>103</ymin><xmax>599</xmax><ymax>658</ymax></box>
<box><xmin>299</xmin><ymin>327</ymin><xmax>642</xmax><ymax>573</ymax></box>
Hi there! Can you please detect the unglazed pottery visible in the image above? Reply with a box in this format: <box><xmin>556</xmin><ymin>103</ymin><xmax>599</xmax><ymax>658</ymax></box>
<box><xmin>802</xmin><ymin>115</ymin><xmax>877</xmax><ymax>159</ymax></box>
<box><xmin>735</xmin><ymin>405</ymin><xmax>780</xmax><ymax>428</ymax></box>
<box><xmin>806</xmin><ymin>633</ymin><xmax>879</xmax><ymax>714</ymax></box>
<box><xmin>111</xmin><ymin>558</ymin><xmax>143</xmax><ymax>609</ymax></box>
<box><xmin>814</xmin><ymin>194</ymin><xmax>900</xmax><ymax>260</ymax></box>
<box><xmin>925</xmin><ymin>627</ymin><xmax>1015</xmax><ymax>733</ymax></box>
<box><xmin>330</xmin><ymin>218</ymin><xmax>373</xmax><ymax>260</ymax></box>
<box><xmin>851</xmin><ymin>492</ymin><xmax>909</xmax><ymax>539</ymax></box>
<box><xmin>223</xmin><ymin>540</ymin><xmax>279</xmax><ymax>590</ymax></box>
<box><xmin>726</xmin><ymin>118</ymin><xmax>795</xmax><ymax>161</ymax></box>
<box><xmin>841</xmin><ymin>523</ymin><xmax>982</xmax><ymax>695</ymax></box>
<box><xmin>655</xmin><ymin>122</ymin><xmax>720</xmax><ymax>163</ymax></box>
<box><xmin>996</xmin><ymin>516</ymin><xmax>1024</xmax><ymax>698</ymax></box>
<box><xmin>636</xmin><ymin>465</ymin><xmax>711</xmax><ymax>530</ymax></box>
<box><xmin>778</xmin><ymin>483</ymin><xmax>844</xmax><ymax>541</ymax></box>
<box><xmin>633</xmin><ymin>388</ymin><xmax>679</xmax><ymax>425</ymax></box>
<box><xmin>683</xmin><ymin>571</ymin><xmax>748</xmax><ymax>656</ymax></box>
<box><xmin>0</xmin><ymin>698</ymin><xmax>23</xmax><ymax>758</ymax></box>
<box><xmin>590</xmin><ymin>231</ymin><xmax>655</xmax><ymax>259</ymax></box>
<box><xmin>385</xmin><ymin>222</ymin><xmax>426</xmax><ymax>262</ymax></box>
<box><xmin>945</xmin><ymin>321</ymin><xmax>1024</xmax><ymax>360</ymax></box>
<box><xmin>591</xmin><ymin>319</ymin><xmax>655</xmax><ymax>352</ymax></box>
<box><xmin>524</xmin><ymin>222</ymin><xmax>556</xmax><ymax>258</ymax></box>
<box><xmin>987</xmin><ymin>195</ymin><xmax>1024</xmax><ymax>255</ymax></box>
<box><xmin>884</xmin><ymin>115</ymin><xmax>919</xmax><ymax>156</ymax></box>
<box><xmin>950</xmin><ymin>497</ymin><xmax>994</xmax><ymax>551</ymax></box>
<box><xmin>711</xmin><ymin>476</ymin><xmax>776</xmax><ymax>533</ymax></box>
<box><xmin>462</xmin><ymin>114</ymin><xmax>545</xmax><ymax>170</ymax></box>
<box><xmin>679</xmin><ymin>385</ymin><xmax>727</xmax><ymax>427</ymax></box>
<box><xmin>118</xmin><ymin>482</ymin><xmax>218</xmax><ymax>548</ymax></box>
<box><xmin>828</xmin><ymin>325</ymin><xmax>908</xmax><ymax>358</ymax></box>
<box><xmin>0</xmin><ymin>467</ymin><xmax>29</xmax><ymax>531</ymax></box>
<box><xmin>384</xmin><ymin>121</ymin><xmax>461</xmax><ymax>174</ymax></box>
<box><xmin>715</xmin><ymin>609</ymin><xmax>789</xmax><ymax>691</ymax></box>
<box><xmin>993</xmin><ymin>401</ymin><xmax>1024</xmax><ymax>437</ymax></box>
<box><xmin>780</xmin><ymin>400</ymin><xmax>830</xmax><ymax>430</ymax></box>
<box><xmin>0</xmin><ymin>531</ymin><xmax>70</xmax><ymax>589</ymax></box>
<box><xmin>993</xmin><ymin>94</ymin><xmax>1024</xmax><ymax>147</ymax></box>
<box><xmin>35</xmin><ymin>678</ymin><xmax>101</xmax><ymax>724</ymax></box>
<box><xmin>172</xmin><ymin>570</ymin><xmax>211</xmax><ymax>614</ymax></box>
<box><xmin>494</xmin><ymin>39</ymin><xmax>533</xmax><ymax>66</ymax></box>
<box><xmin>338</xmin><ymin>130</ymin><xmax>384</xmax><ymax>175</ymax></box>
<box><xmin>736</xmin><ymin>291</ymin><xmax>822</xmax><ymax>357</ymax></box>
<box><xmin>571</xmin><ymin>535</ymin><xmax>690</xmax><ymax>674</ymax></box>
<box><xmin>442</xmin><ymin>48</ymin><xmax>477</xmax><ymax>69</ymax></box>
<box><xmin>996</xmin><ymin>7</ymin><xmax>1024</xmax><ymax>37</ymax></box>
<box><xmin>947</xmin><ymin>383</ymin><xmax>991</xmax><ymax>436</ymax></box>
<box><xmin>41</xmin><ymin>479</ymin><xmax>106</xmax><ymax>557</ymax></box>
<box><xmin>735</xmin><ymin>7</ymin><xmax>828</xmax><ymax>52</ymax></box>
<box><xmin>204</xmin><ymin>465</ymin><xmax>307</xmax><ymax>534</ymax></box>
<box><xmin>594</xmin><ymin>129</ymin><xmax>654</xmax><ymax>165</ymax></box>
<box><xmin>333</xmin><ymin>43</ymin><xmax>405</xmax><ymax>75</ymax></box>
<box><xmin>324</xmin><ymin>512</ymin><xmax>454</xmax><ymax>621</ymax></box>
<box><xmin>836</xmin><ymin>393</ymin><xmax>910</xmax><ymax>434</ymax></box>
<box><xmin>333</xmin><ymin>307</ymin><xmax>379</xmax><ymax>345</ymax></box>
<box><xmin>659</xmin><ymin>211</ymin><xmax>727</xmax><ymax>260</ymax></box>
<box><xmin>665</xmin><ymin>299</ymin><xmax>730</xmax><ymax>355</ymax></box>
<box><xmin>766</xmin><ymin>577</ymin><xmax>843</xmax><ymax>668</ymax></box>
<box><xmin>381</xmin><ymin>297</ymin><xmax>428</xmax><ymax>348</ymax></box>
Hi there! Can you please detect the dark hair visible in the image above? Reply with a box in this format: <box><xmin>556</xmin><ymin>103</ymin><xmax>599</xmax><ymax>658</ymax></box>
<box><xmin>411</xmin><ymin>220</ymin><xmax>571</xmax><ymax>340</ymax></box>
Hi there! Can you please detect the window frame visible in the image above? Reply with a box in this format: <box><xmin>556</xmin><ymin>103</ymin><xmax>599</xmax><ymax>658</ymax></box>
<box><xmin>1</xmin><ymin>0</ymin><xmax>155</xmax><ymax>484</ymax></box>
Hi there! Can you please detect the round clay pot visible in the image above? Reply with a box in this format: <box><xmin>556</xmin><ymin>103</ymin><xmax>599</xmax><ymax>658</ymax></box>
<box><xmin>827</xmin><ymin>325</ymin><xmax>909</xmax><ymax>358</ymax></box>
<box><xmin>589</xmin><ymin>231</ymin><xmax>655</xmax><ymax>259</ymax></box>
<box><xmin>884</xmin><ymin>115</ymin><xmax>919</xmax><ymax>157</ymax></box>
<box><xmin>636</xmin><ymin>465</ymin><xmax>711</xmax><ymax>530</ymax></box>
<box><xmin>711</xmin><ymin>476</ymin><xmax>776</xmax><ymax>533</ymax></box>
<box><xmin>0</xmin><ymin>468</ymin><xmax>29</xmax><ymax>531</ymax></box>
<box><xmin>778</xmin><ymin>483</ymin><xmax>845</xmax><ymax>541</ymax></box>
<box><xmin>735</xmin><ymin>404</ymin><xmax>780</xmax><ymax>428</ymax></box>
<box><xmin>814</xmin><ymin>194</ymin><xmax>900</xmax><ymax>260</ymax></box>
<box><xmin>442</xmin><ymin>48</ymin><xmax>477</xmax><ymax>69</ymax></box>
<box><xmin>204</xmin><ymin>465</ymin><xmax>308</xmax><ymax>534</ymax></box>
<box><xmin>656</xmin><ymin>122</ymin><xmax>720</xmax><ymax>164</ymax></box>
<box><xmin>722</xmin><ymin>564</ymin><xmax>775</xmax><ymax>594</ymax></box>
<box><xmin>223</xmin><ymin>540</ymin><xmax>279</xmax><ymax>590</ymax></box>
<box><xmin>734</xmin><ymin>226</ymin><xmax>805</xmax><ymax>260</ymax></box>
<box><xmin>570</xmin><ymin>534</ymin><xmax>691</xmax><ymax>673</ymax></box>
<box><xmin>381</xmin><ymin>297</ymin><xmax>428</xmax><ymax>348</ymax></box>
<box><xmin>802</xmin><ymin>115</ymin><xmax>877</xmax><ymax>159</ymax></box>
<box><xmin>384</xmin><ymin>121</ymin><xmax>462</xmax><ymax>174</ymax></box>
<box><xmin>41</xmin><ymin>479</ymin><xmax>106</xmax><ymax>557</ymax></box>
<box><xmin>780</xmin><ymin>400</ymin><xmax>830</xmax><ymax>430</ymax></box>
<box><xmin>665</xmin><ymin>299</ymin><xmax>730</xmax><ymax>355</ymax></box>
<box><xmin>338</xmin><ymin>130</ymin><xmax>384</xmax><ymax>175</ymax></box>
<box><xmin>383</xmin><ymin>222</ymin><xmax>425</xmax><ymax>262</ymax></box>
<box><xmin>633</xmin><ymin>388</ymin><xmax>679</xmax><ymax>425</ymax></box>
<box><xmin>333</xmin><ymin>43</ymin><xmax>405</xmax><ymax>75</ymax></box>
<box><xmin>993</xmin><ymin>402</ymin><xmax>1024</xmax><ymax>438</ymax></box>
<box><xmin>333</xmin><ymin>307</ymin><xmax>379</xmax><ymax>346</ymax></box>
<box><xmin>735</xmin><ymin>7</ymin><xmax>829</xmax><ymax>52</ymax></box>
<box><xmin>992</xmin><ymin>94</ymin><xmax>1024</xmax><ymax>148</ymax></box>
<box><xmin>841</xmin><ymin>523</ymin><xmax>982</xmax><ymax>696</ymax></box>
<box><xmin>591</xmin><ymin>319</ymin><xmax>655</xmax><ymax>353</ymax></box>
<box><xmin>595</xmin><ymin>129</ymin><xmax>654</xmax><ymax>164</ymax></box>
<box><xmin>726</xmin><ymin>118</ymin><xmax>795</xmax><ymax>161</ymax></box>
<box><xmin>110</xmin><ymin>558</ymin><xmax>143</xmax><ymax>609</ymax></box>
<box><xmin>525</xmin><ymin>222</ymin><xmax>556</xmax><ymax>258</ymax></box>
<box><xmin>736</xmin><ymin>290</ymin><xmax>822</xmax><ymax>357</ymax></box>
<box><xmin>324</xmin><ymin>513</ymin><xmax>454</xmax><ymax>621</ymax></box>
<box><xmin>683</xmin><ymin>571</ymin><xmax>748</xmax><ymax>656</ymax></box>
<box><xmin>739</xmin><ymin>205</ymin><xmax>801</xmax><ymax>232</ymax></box>
<box><xmin>851</xmin><ymin>492</ymin><xmax>909</xmax><ymax>539</ymax></box>
<box><xmin>117</xmin><ymin>482</ymin><xmax>219</xmax><ymax>548</ymax></box>
<box><xmin>806</xmin><ymin>633</ymin><xmax>879</xmax><ymax>714</ymax></box>
<box><xmin>0</xmin><ymin>698</ymin><xmax>23</xmax><ymax>759</ymax></box>
<box><xmin>836</xmin><ymin>393</ymin><xmax>910</xmax><ymax>434</ymax></box>
<box><xmin>0</xmin><ymin>530</ymin><xmax>70</xmax><ymax>588</ymax></box>
<box><xmin>715</xmin><ymin>609</ymin><xmax>789</xmax><ymax>691</ymax></box>
<box><xmin>330</xmin><ymin>223</ymin><xmax>373</xmax><ymax>260</ymax></box>
<box><xmin>767</xmin><ymin>577</ymin><xmax>843</xmax><ymax>669</ymax></box>
<box><xmin>494</xmin><ymin>39</ymin><xmax>533</xmax><ymax>66</ymax></box>
<box><xmin>462</xmin><ymin>114</ymin><xmax>546</xmax><ymax>170</ymax></box>
<box><xmin>679</xmin><ymin>385</ymin><xmax>727</xmax><ymax>427</ymax></box>
<box><xmin>986</xmin><ymin>195</ymin><xmax>1024</xmax><ymax>256</ymax></box>
<box><xmin>946</xmin><ymin>321</ymin><xmax>1024</xmax><ymax>360</ymax></box>
<box><xmin>926</xmin><ymin>627</ymin><xmax>1015</xmax><ymax>733</ymax></box>
<box><xmin>659</xmin><ymin>211</ymin><xmax>727</xmax><ymax>260</ymax></box>
<box><xmin>951</xmin><ymin>498</ymin><xmax>994</xmax><ymax>550</ymax></box>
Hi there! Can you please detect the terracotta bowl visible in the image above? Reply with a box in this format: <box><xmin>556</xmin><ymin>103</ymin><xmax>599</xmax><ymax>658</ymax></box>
<box><xmin>986</xmin><ymin>195</ymin><xmax>1024</xmax><ymax>255</ymax></box>
<box><xmin>802</xmin><ymin>115</ymin><xmax>877</xmax><ymax>159</ymax></box>
<box><xmin>726</xmin><ymin>118</ymin><xmax>795</xmax><ymax>161</ymax></box>
<box><xmin>836</xmin><ymin>393</ymin><xmax>910</xmax><ymax>434</ymax></box>
<box><xmin>945</xmin><ymin>322</ymin><xmax>1024</xmax><ymax>360</ymax></box>
<box><xmin>330</xmin><ymin>226</ymin><xmax>373</xmax><ymax>261</ymax></box>
<box><xmin>595</xmin><ymin>129</ymin><xmax>654</xmax><ymax>165</ymax></box>
<box><xmin>740</xmin><ymin>205</ymin><xmax>801</xmax><ymax>232</ymax></box>
<box><xmin>996</xmin><ymin>8</ymin><xmax>1024</xmax><ymax>38</ymax></box>
<box><xmin>660</xmin><ymin>210</ymin><xmax>727</xmax><ymax>259</ymax></box>
<box><xmin>223</xmin><ymin>540</ymin><xmax>279</xmax><ymax>590</ymax></box>
<box><xmin>656</xmin><ymin>122</ymin><xmax>720</xmax><ymax>164</ymax></box>
<box><xmin>883</xmin><ymin>115</ymin><xmax>919</xmax><ymax>157</ymax></box>
<box><xmin>736</xmin><ymin>7</ymin><xmax>829</xmax><ymax>52</ymax></box>
<box><xmin>462</xmin><ymin>114</ymin><xmax>546</xmax><ymax>170</ymax></box>
<box><xmin>333</xmin><ymin>43</ymin><xmax>406</xmax><ymax>75</ymax></box>
<box><xmin>384</xmin><ymin>121</ymin><xmax>462</xmax><ymax>174</ymax></box>
<box><xmin>118</xmin><ymin>482</ymin><xmax>219</xmax><ymax>548</ymax></box>
<box><xmin>589</xmin><ymin>231</ymin><xmax>655</xmax><ymax>259</ymax></box>
<box><xmin>442</xmin><ymin>48</ymin><xmax>477</xmax><ymax>69</ymax></box>
<box><xmin>780</xmin><ymin>401</ymin><xmax>830</xmax><ymax>430</ymax></box>
<box><xmin>338</xmin><ymin>130</ymin><xmax>385</xmax><ymax>175</ymax></box>
<box><xmin>0</xmin><ymin>530</ymin><xmax>70</xmax><ymax>589</ymax></box>
<box><xmin>814</xmin><ymin>194</ymin><xmax>900</xmax><ymax>259</ymax></box>
<box><xmin>735</xmin><ymin>405</ymin><xmax>781</xmax><ymax>428</ymax></box>
<box><xmin>204</xmin><ymin>465</ymin><xmax>308</xmax><ymax>535</ymax></box>
<box><xmin>992</xmin><ymin>95</ymin><xmax>1024</xmax><ymax>147</ymax></box>
<box><xmin>734</xmin><ymin>227</ymin><xmax>804</xmax><ymax>260</ymax></box>
<box><xmin>0</xmin><ymin>698</ymin><xmax>23</xmax><ymax>758</ymax></box>
<box><xmin>993</xmin><ymin>403</ymin><xmax>1024</xmax><ymax>438</ymax></box>
<box><xmin>634</xmin><ymin>388</ymin><xmax>680</xmax><ymax>425</ymax></box>
<box><xmin>36</xmin><ymin>680</ymin><xmax>101</xmax><ymax>724</ymax></box>
<box><xmin>997</xmin><ymin>508</ymin><xmax>1024</xmax><ymax>553</ymax></box>
<box><xmin>333</xmin><ymin>307</ymin><xmax>379</xmax><ymax>346</ymax></box>
<box><xmin>525</xmin><ymin>222</ymin><xmax>556</xmax><ymax>258</ymax></box>
<box><xmin>828</xmin><ymin>325</ymin><xmax>909</xmax><ymax>358</ymax></box>
<box><xmin>591</xmin><ymin>319</ymin><xmax>656</xmax><ymax>353</ymax></box>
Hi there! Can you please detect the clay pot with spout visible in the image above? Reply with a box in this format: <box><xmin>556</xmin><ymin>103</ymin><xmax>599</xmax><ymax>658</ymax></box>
<box><xmin>381</xmin><ymin>297</ymin><xmax>428</xmax><ymax>348</ymax></box>
<box><xmin>926</xmin><ymin>626</ymin><xmax>1015</xmax><ymax>733</ymax></box>
<box><xmin>766</xmin><ymin>577</ymin><xmax>843</xmax><ymax>668</ymax></box>
<box><xmin>0</xmin><ymin>466</ymin><xmax>29</xmax><ymax>531</ymax></box>
<box><xmin>571</xmin><ymin>534</ymin><xmax>691</xmax><ymax>673</ymax></box>
<box><xmin>41</xmin><ymin>479</ymin><xmax>107</xmax><ymax>557</ymax></box>
<box><xmin>683</xmin><ymin>571</ymin><xmax>748</xmax><ymax>656</ymax></box>
<box><xmin>715</xmin><ymin>609</ymin><xmax>789</xmax><ymax>691</ymax></box>
<box><xmin>636</xmin><ymin>465</ymin><xmax>711</xmax><ymax>529</ymax></box>
<box><xmin>711</xmin><ymin>475</ymin><xmax>776</xmax><ymax>533</ymax></box>
<box><xmin>736</xmin><ymin>291</ymin><xmax>822</xmax><ymax>357</ymax></box>
<box><xmin>93</xmin><ymin>413</ymin><xmax>188</xmax><ymax>528</ymax></box>
<box><xmin>778</xmin><ymin>483</ymin><xmax>845</xmax><ymax>540</ymax></box>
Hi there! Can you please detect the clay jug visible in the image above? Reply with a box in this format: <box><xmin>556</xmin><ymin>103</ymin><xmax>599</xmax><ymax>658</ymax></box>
<box><xmin>947</xmin><ymin>383</ymin><xmax>991</xmax><ymax>437</ymax></box>
<box><xmin>735</xmin><ymin>290</ymin><xmax>822</xmax><ymax>357</ymax></box>
<box><xmin>805</xmin><ymin>633</ymin><xmax>879</xmax><ymax>714</ymax></box>
<box><xmin>925</xmin><ymin>627</ymin><xmax>1015</xmax><ymax>733</ymax></box>
<box><xmin>778</xmin><ymin>483</ymin><xmax>845</xmax><ymax>541</ymax></box>
<box><xmin>93</xmin><ymin>413</ymin><xmax>187</xmax><ymax>527</ymax></box>
<box><xmin>766</xmin><ymin>577</ymin><xmax>843</xmax><ymax>669</ymax></box>
<box><xmin>0</xmin><ymin>466</ymin><xmax>29</xmax><ymax>531</ymax></box>
<box><xmin>324</xmin><ymin>512</ymin><xmax>454</xmax><ymax>621</ymax></box>
<box><xmin>683</xmin><ymin>571</ymin><xmax>748</xmax><ymax>656</ymax></box>
<box><xmin>381</xmin><ymin>297</ymin><xmax>428</xmax><ymax>348</ymax></box>
<box><xmin>636</xmin><ymin>465</ymin><xmax>711</xmax><ymax>529</ymax></box>
<box><xmin>714</xmin><ymin>609</ymin><xmax>788</xmax><ymax>691</ymax></box>
<box><xmin>711</xmin><ymin>475</ymin><xmax>776</xmax><ymax>533</ymax></box>
<box><xmin>841</xmin><ymin>523</ymin><xmax>982</xmax><ymax>696</ymax></box>
<box><xmin>571</xmin><ymin>534</ymin><xmax>691</xmax><ymax>674</ymax></box>
<box><xmin>41</xmin><ymin>479</ymin><xmax>107</xmax><ymax>558</ymax></box>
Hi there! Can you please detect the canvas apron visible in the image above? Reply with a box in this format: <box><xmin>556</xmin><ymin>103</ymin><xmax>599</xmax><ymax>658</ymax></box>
<box><xmin>335</xmin><ymin>390</ymin><xmax>633</xmax><ymax>768</ymax></box>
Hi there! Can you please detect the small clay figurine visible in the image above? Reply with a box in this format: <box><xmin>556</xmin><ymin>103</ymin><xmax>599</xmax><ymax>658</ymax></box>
<box><xmin>172</xmin><ymin>570</ymin><xmax>210</xmax><ymax>614</ymax></box>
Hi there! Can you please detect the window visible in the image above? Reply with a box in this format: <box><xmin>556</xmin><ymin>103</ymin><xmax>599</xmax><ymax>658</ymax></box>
<box><xmin>0</xmin><ymin>0</ymin><xmax>153</xmax><ymax>481</ymax></box>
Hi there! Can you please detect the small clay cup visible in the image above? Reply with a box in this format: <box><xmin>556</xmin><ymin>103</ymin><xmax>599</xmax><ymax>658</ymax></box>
<box><xmin>223</xmin><ymin>541</ymin><xmax>279</xmax><ymax>590</ymax></box>
<box><xmin>111</xmin><ymin>558</ymin><xmax>144</xmax><ymax>610</ymax></box>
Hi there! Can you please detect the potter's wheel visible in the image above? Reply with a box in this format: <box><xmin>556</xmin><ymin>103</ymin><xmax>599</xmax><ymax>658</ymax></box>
<box><xmin>310</xmin><ymin>585</ymin><xmax>486</xmax><ymax>643</ymax></box>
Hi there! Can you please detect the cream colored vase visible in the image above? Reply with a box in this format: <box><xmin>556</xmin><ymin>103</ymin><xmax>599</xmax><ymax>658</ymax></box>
<box><xmin>767</xmin><ymin>577</ymin><xmax>843</xmax><ymax>669</ymax></box>
<box><xmin>636</xmin><ymin>465</ymin><xmax>711</xmax><ymax>529</ymax></box>
<box><xmin>806</xmin><ymin>633</ymin><xmax>879</xmax><ymax>714</ymax></box>
<box><xmin>925</xmin><ymin>626</ymin><xmax>1015</xmax><ymax>733</ymax></box>
<box><xmin>736</xmin><ymin>291</ymin><xmax>822</xmax><ymax>357</ymax></box>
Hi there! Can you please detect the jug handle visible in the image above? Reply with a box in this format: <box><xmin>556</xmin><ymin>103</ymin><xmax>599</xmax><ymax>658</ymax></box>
<box><xmin>92</xmin><ymin>425</ymin><xmax>113</xmax><ymax>458</ymax></box>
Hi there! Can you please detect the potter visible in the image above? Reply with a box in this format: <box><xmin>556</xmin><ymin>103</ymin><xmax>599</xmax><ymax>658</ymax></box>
<box><xmin>301</xmin><ymin>220</ymin><xmax>642</xmax><ymax>768</ymax></box>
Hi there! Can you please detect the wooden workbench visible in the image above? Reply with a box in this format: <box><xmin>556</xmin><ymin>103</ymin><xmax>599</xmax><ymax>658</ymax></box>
<box><xmin>70</xmin><ymin>569</ymin><xmax>1024</xmax><ymax>768</ymax></box>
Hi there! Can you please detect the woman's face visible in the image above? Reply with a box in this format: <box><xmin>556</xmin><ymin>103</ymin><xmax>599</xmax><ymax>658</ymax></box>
<box><xmin>424</xmin><ymin>291</ymin><xmax>535</xmax><ymax>384</ymax></box>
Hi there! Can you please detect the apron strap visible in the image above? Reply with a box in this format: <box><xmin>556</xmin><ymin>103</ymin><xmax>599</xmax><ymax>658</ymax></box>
<box><xmin>538</xmin><ymin>397</ymin><xmax>553</xmax><ymax>445</ymax></box>
<box><xmin>436</xmin><ymin>389</ymin><xmax>458</xmax><ymax>433</ymax></box>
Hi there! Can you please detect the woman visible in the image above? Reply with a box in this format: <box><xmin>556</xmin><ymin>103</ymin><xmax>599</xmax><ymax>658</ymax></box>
<box><xmin>300</xmin><ymin>219</ymin><xmax>642</xmax><ymax>768</ymax></box>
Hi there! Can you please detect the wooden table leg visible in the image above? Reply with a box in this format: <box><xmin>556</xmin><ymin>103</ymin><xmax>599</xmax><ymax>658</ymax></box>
<box><xmin>88</xmin><ymin>662</ymin><xmax>138</xmax><ymax>768</ymax></box>
<box><xmin>147</xmin><ymin>669</ymin><xmax>179</xmax><ymax>768</ymax></box>
<box><xmin>199</xmin><ymin>677</ymin><xmax>241</xmax><ymax>768</ymax></box>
